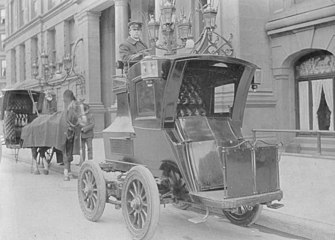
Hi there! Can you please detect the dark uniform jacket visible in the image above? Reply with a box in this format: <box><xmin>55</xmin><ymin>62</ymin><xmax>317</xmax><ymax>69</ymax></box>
<box><xmin>81</xmin><ymin>112</ymin><xmax>95</xmax><ymax>139</ymax></box>
<box><xmin>119</xmin><ymin>37</ymin><xmax>148</xmax><ymax>62</ymax></box>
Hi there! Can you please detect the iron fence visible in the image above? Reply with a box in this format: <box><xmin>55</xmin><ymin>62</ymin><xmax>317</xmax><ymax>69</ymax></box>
<box><xmin>252</xmin><ymin>129</ymin><xmax>335</xmax><ymax>155</ymax></box>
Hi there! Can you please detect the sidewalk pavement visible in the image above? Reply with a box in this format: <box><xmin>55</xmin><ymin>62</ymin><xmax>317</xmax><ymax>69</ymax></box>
<box><xmin>2</xmin><ymin>138</ymin><xmax>335</xmax><ymax>240</ymax></box>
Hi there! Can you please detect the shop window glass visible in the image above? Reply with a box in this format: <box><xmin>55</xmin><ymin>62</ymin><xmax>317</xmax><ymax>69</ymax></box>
<box><xmin>298</xmin><ymin>81</ymin><xmax>309</xmax><ymax>130</ymax></box>
<box><xmin>0</xmin><ymin>9</ymin><xmax>5</xmax><ymax>24</ymax></box>
<box><xmin>296</xmin><ymin>52</ymin><xmax>335</xmax><ymax>131</ymax></box>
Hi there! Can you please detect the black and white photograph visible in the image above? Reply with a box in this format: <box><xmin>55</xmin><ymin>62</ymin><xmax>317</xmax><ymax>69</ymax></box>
<box><xmin>0</xmin><ymin>0</ymin><xmax>334</xmax><ymax>239</ymax></box>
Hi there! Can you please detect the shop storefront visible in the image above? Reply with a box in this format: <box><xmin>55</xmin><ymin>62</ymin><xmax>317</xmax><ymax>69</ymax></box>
<box><xmin>295</xmin><ymin>51</ymin><xmax>335</xmax><ymax>131</ymax></box>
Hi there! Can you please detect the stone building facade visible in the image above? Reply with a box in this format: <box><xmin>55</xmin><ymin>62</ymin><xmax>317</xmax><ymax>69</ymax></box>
<box><xmin>0</xmin><ymin>0</ymin><xmax>5</xmax><ymax>91</ymax></box>
<box><xmin>3</xmin><ymin>0</ymin><xmax>335</xmax><ymax>151</ymax></box>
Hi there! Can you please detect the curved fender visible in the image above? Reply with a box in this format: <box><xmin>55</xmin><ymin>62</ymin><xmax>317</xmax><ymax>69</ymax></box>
<box><xmin>159</xmin><ymin>159</ymin><xmax>180</xmax><ymax>177</ymax></box>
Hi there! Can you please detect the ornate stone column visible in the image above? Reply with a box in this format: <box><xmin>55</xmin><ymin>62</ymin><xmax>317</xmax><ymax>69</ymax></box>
<box><xmin>273</xmin><ymin>67</ymin><xmax>296</xmax><ymax>143</ymax></box>
<box><xmin>76</xmin><ymin>11</ymin><xmax>106</xmax><ymax>134</ymax></box>
<box><xmin>115</xmin><ymin>0</ymin><xmax>129</xmax><ymax>62</ymax></box>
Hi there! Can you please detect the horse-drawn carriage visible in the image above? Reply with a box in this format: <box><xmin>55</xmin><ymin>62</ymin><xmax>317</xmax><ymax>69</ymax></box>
<box><xmin>1</xmin><ymin>89</ymin><xmax>85</xmax><ymax>175</ymax></box>
<box><xmin>77</xmin><ymin>54</ymin><xmax>284</xmax><ymax>240</ymax></box>
<box><xmin>1</xmin><ymin>89</ymin><xmax>45</xmax><ymax>161</ymax></box>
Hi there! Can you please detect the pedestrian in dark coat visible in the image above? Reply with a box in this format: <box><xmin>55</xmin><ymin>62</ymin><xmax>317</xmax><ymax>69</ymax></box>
<box><xmin>77</xmin><ymin>104</ymin><xmax>95</xmax><ymax>166</ymax></box>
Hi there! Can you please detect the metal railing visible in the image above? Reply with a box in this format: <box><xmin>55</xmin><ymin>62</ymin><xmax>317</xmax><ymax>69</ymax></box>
<box><xmin>252</xmin><ymin>129</ymin><xmax>335</xmax><ymax>155</ymax></box>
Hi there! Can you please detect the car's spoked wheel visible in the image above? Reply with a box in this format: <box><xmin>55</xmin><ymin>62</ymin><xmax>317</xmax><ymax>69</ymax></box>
<box><xmin>168</xmin><ymin>170</ymin><xmax>190</xmax><ymax>210</ymax></box>
<box><xmin>122</xmin><ymin>166</ymin><xmax>160</xmax><ymax>240</ymax></box>
<box><xmin>223</xmin><ymin>204</ymin><xmax>263</xmax><ymax>226</ymax></box>
<box><xmin>78</xmin><ymin>161</ymin><xmax>106</xmax><ymax>222</ymax></box>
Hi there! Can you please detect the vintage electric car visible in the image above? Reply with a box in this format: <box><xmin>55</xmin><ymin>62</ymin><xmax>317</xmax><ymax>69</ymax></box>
<box><xmin>77</xmin><ymin>54</ymin><xmax>283</xmax><ymax>240</ymax></box>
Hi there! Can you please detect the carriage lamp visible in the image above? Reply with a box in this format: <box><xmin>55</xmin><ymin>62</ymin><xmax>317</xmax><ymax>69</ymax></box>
<box><xmin>251</xmin><ymin>69</ymin><xmax>261</xmax><ymax>92</ymax></box>
<box><xmin>56</xmin><ymin>59</ymin><xmax>63</xmax><ymax>74</ymax></box>
<box><xmin>31</xmin><ymin>51</ymin><xmax>72</xmax><ymax>91</ymax></box>
<box><xmin>202</xmin><ymin>2</ymin><xmax>218</xmax><ymax>30</ymax></box>
<box><xmin>63</xmin><ymin>54</ymin><xmax>72</xmax><ymax>74</ymax></box>
<box><xmin>148</xmin><ymin>15</ymin><xmax>160</xmax><ymax>43</ymax></box>
<box><xmin>148</xmin><ymin>0</ymin><xmax>191</xmax><ymax>55</ymax></box>
<box><xmin>191</xmin><ymin>0</ymin><xmax>234</xmax><ymax>56</ymax></box>
<box><xmin>32</xmin><ymin>61</ymin><xmax>39</xmax><ymax>78</ymax></box>
<box><xmin>177</xmin><ymin>14</ymin><xmax>191</xmax><ymax>41</ymax></box>
<box><xmin>161</xmin><ymin>0</ymin><xmax>176</xmax><ymax>26</ymax></box>
<box><xmin>41</xmin><ymin>50</ymin><xmax>49</xmax><ymax>66</ymax></box>
<box><xmin>141</xmin><ymin>59</ymin><xmax>159</xmax><ymax>79</ymax></box>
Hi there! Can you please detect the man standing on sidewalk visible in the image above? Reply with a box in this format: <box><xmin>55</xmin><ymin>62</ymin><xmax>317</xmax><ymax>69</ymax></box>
<box><xmin>77</xmin><ymin>104</ymin><xmax>95</xmax><ymax>166</ymax></box>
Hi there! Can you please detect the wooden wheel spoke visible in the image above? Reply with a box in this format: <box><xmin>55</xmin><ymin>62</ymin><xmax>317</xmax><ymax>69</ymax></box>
<box><xmin>132</xmin><ymin>181</ymin><xmax>138</xmax><ymax>195</ymax></box>
<box><xmin>128</xmin><ymin>208</ymin><xmax>135</xmax><ymax>216</ymax></box>
<box><xmin>137</xmin><ymin>181</ymin><xmax>142</xmax><ymax>195</ymax></box>
<box><xmin>140</xmin><ymin>211</ymin><xmax>146</xmax><ymax>226</ymax></box>
<box><xmin>91</xmin><ymin>195</ymin><xmax>97</xmax><ymax>207</ymax></box>
<box><xmin>139</xmin><ymin>212</ymin><xmax>144</xmax><ymax>228</ymax></box>
<box><xmin>82</xmin><ymin>178</ymin><xmax>88</xmax><ymax>187</ymax></box>
<box><xmin>129</xmin><ymin>189</ymin><xmax>136</xmax><ymax>199</ymax></box>
<box><xmin>84</xmin><ymin>172</ymin><xmax>90</xmax><ymax>183</ymax></box>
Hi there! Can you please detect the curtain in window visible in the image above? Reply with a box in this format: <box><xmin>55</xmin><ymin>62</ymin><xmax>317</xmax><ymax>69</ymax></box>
<box><xmin>312</xmin><ymin>80</ymin><xmax>323</xmax><ymax>130</ymax></box>
<box><xmin>299</xmin><ymin>81</ymin><xmax>310</xmax><ymax>129</ymax></box>
<box><xmin>322</xmin><ymin>79</ymin><xmax>334</xmax><ymax>130</ymax></box>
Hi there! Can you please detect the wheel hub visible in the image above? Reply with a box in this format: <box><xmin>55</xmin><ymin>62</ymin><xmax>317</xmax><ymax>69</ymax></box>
<box><xmin>84</xmin><ymin>184</ymin><xmax>93</xmax><ymax>196</ymax></box>
<box><xmin>130</xmin><ymin>196</ymin><xmax>142</xmax><ymax>211</ymax></box>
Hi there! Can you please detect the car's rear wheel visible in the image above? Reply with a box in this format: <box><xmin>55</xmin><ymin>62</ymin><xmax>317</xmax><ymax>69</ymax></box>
<box><xmin>122</xmin><ymin>166</ymin><xmax>160</xmax><ymax>240</ymax></box>
<box><xmin>223</xmin><ymin>204</ymin><xmax>262</xmax><ymax>226</ymax></box>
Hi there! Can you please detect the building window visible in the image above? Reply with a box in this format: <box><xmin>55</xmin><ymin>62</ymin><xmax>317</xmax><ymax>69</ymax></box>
<box><xmin>66</xmin><ymin>18</ymin><xmax>76</xmax><ymax>54</ymax></box>
<box><xmin>47</xmin><ymin>29</ymin><xmax>56</xmax><ymax>65</ymax></box>
<box><xmin>31</xmin><ymin>0</ymin><xmax>39</xmax><ymax>19</ymax></box>
<box><xmin>0</xmin><ymin>60</ymin><xmax>6</xmax><ymax>77</ymax></box>
<box><xmin>296</xmin><ymin>51</ymin><xmax>335</xmax><ymax>131</ymax></box>
<box><xmin>0</xmin><ymin>9</ymin><xmax>5</xmax><ymax>24</ymax></box>
<box><xmin>10</xmin><ymin>0</ymin><xmax>14</xmax><ymax>33</ymax></box>
<box><xmin>48</xmin><ymin>0</ymin><xmax>62</xmax><ymax>10</ymax></box>
<box><xmin>11</xmin><ymin>48</ymin><xmax>16</xmax><ymax>84</ymax></box>
<box><xmin>31</xmin><ymin>36</ymin><xmax>38</xmax><ymax>76</ymax></box>
<box><xmin>18</xmin><ymin>44</ymin><xmax>26</xmax><ymax>82</ymax></box>
<box><xmin>0</xmin><ymin>34</ymin><xmax>5</xmax><ymax>50</ymax></box>
<box><xmin>18</xmin><ymin>0</ymin><xmax>24</xmax><ymax>27</ymax></box>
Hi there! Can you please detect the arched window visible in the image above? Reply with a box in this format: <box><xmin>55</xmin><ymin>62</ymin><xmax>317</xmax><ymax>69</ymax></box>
<box><xmin>295</xmin><ymin>50</ymin><xmax>335</xmax><ymax>131</ymax></box>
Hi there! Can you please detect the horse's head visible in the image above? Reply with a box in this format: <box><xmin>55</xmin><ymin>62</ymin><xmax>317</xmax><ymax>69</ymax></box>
<box><xmin>66</xmin><ymin>100</ymin><xmax>88</xmax><ymax>128</ymax></box>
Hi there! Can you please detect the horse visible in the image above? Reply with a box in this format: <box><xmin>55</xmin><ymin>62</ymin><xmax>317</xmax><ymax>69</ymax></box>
<box><xmin>21</xmin><ymin>100</ymin><xmax>88</xmax><ymax>176</ymax></box>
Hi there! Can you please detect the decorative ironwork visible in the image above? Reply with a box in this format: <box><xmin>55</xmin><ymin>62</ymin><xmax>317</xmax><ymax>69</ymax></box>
<box><xmin>148</xmin><ymin>0</ymin><xmax>191</xmax><ymax>55</ymax></box>
<box><xmin>31</xmin><ymin>38</ymin><xmax>86</xmax><ymax>100</ymax></box>
<box><xmin>191</xmin><ymin>1</ymin><xmax>234</xmax><ymax>56</ymax></box>
<box><xmin>147</xmin><ymin>0</ymin><xmax>234</xmax><ymax>56</ymax></box>
<box><xmin>296</xmin><ymin>54</ymin><xmax>335</xmax><ymax>78</ymax></box>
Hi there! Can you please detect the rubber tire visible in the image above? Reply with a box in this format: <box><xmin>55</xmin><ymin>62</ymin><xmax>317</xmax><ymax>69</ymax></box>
<box><xmin>223</xmin><ymin>204</ymin><xmax>263</xmax><ymax>227</ymax></box>
<box><xmin>122</xmin><ymin>166</ymin><xmax>160</xmax><ymax>240</ymax></box>
<box><xmin>78</xmin><ymin>161</ymin><xmax>106</xmax><ymax>222</ymax></box>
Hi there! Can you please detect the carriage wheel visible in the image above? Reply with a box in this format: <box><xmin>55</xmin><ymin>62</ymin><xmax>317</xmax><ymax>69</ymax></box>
<box><xmin>223</xmin><ymin>204</ymin><xmax>263</xmax><ymax>226</ymax></box>
<box><xmin>78</xmin><ymin>161</ymin><xmax>106</xmax><ymax>222</ymax></box>
<box><xmin>122</xmin><ymin>166</ymin><xmax>160</xmax><ymax>240</ymax></box>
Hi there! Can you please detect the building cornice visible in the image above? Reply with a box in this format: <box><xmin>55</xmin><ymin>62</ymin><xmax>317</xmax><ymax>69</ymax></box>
<box><xmin>266</xmin><ymin>4</ymin><xmax>335</xmax><ymax>36</ymax></box>
<box><xmin>3</xmin><ymin>0</ymin><xmax>75</xmax><ymax>47</ymax></box>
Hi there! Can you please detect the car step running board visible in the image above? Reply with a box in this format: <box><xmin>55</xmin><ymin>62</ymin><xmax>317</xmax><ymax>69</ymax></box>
<box><xmin>188</xmin><ymin>207</ymin><xmax>210</xmax><ymax>224</ymax></box>
<box><xmin>267</xmin><ymin>203</ymin><xmax>284</xmax><ymax>209</ymax></box>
